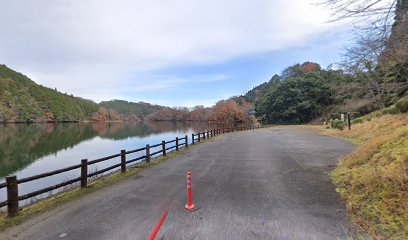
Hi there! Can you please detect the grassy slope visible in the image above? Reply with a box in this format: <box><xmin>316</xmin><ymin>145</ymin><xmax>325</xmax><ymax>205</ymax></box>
<box><xmin>325</xmin><ymin>114</ymin><xmax>408</xmax><ymax>239</ymax></box>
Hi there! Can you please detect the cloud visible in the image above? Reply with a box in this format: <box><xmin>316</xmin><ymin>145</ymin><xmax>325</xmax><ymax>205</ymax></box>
<box><xmin>0</xmin><ymin>0</ymin><xmax>343</xmax><ymax>103</ymax></box>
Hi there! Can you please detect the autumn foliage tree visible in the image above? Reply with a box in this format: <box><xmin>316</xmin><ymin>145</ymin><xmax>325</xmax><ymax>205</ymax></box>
<box><xmin>89</xmin><ymin>107</ymin><xmax>122</xmax><ymax>121</ymax></box>
<box><xmin>146</xmin><ymin>101</ymin><xmax>251</xmax><ymax>124</ymax></box>
<box><xmin>207</xmin><ymin>100</ymin><xmax>250</xmax><ymax>124</ymax></box>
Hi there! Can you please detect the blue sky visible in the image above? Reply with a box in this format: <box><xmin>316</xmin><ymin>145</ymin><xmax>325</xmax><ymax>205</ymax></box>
<box><xmin>0</xmin><ymin>0</ymin><xmax>352</xmax><ymax>107</ymax></box>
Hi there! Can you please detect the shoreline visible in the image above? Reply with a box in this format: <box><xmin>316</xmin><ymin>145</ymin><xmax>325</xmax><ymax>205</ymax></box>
<box><xmin>0</xmin><ymin>119</ymin><xmax>253</xmax><ymax>125</ymax></box>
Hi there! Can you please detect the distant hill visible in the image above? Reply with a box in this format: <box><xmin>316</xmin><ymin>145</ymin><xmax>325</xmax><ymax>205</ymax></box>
<box><xmin>0</xmin><ymin>65</ymin><xmax>167</xmax><ymax>123</ymax></box>
<box><xmin>0</xmin><ymin>64</ymin><xmax>99</xmax><ymax>122</ymax></box>
<box><xmin>99</xmin><ymin>100</ymin><xmax>165</xmax><ymax>120</ymax></box>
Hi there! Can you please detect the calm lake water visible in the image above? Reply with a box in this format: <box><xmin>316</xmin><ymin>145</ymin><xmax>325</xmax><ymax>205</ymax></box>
<box><xmin>0</xmin><ymin>121</ymin><xmax>223</xmax><ymax>206</ymax></box>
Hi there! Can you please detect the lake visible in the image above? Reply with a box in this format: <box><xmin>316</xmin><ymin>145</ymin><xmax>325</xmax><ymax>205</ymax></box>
<box><xmin>0</xmin><ymin>121</ymin><xmax>223</xmax><ymax>206</ymax></box>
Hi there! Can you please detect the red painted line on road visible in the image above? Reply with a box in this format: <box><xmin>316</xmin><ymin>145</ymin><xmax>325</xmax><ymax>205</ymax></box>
<box><xmin>147</xmin><ymin>210</ymin><xmax>168</xmax><ymax>240</ymax></box>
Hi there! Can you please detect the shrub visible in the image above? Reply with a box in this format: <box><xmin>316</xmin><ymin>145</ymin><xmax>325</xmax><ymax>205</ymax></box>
<box><xmin>331</xmin><ymin>119</ymin><xmax>344</xmax><ymax>129</ymax></box>
<box><xmin>395</xmin><ymin>96</ymin><xmax>408</xmax><ymax>113</ymax></box>
<box><xmin>382</xmin><ymin>107</ymin><xmax>400</xmax><ymax>115</ymax></box>
<box><xmin>351</xmin><ymin>118</ymin><xmax>363</xmax><ymax>124</ymax></box>
<box><xmin>373</xmin><ymin>112</ymin><xmax>383</xmax><ymax>118</ymax></box>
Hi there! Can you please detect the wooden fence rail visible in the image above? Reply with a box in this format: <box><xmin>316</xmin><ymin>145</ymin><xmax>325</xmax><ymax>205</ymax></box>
<box><xmin>0</xmin><ymin>124</ymin><xmax>271</xmax><ymax>217</ymax></box>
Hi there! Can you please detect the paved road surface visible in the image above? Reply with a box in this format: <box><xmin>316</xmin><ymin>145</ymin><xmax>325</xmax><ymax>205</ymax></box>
<box><xmin>1</xmin><ymin>127</ymin><xmax>354</xmax><ymax>240</ymax></box>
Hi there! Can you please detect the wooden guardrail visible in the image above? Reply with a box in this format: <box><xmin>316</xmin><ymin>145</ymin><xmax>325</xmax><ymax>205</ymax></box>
<box><xmin>0</xmin><ymin>124</ymin><xmax>271</xmax><ymax>217</ymax></box>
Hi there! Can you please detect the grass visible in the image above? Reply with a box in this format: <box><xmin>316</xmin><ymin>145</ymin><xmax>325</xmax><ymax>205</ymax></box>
<box><xmin>323</xmin><ymin>113</ymin><xmax>408</xmax><ymax>239</ymax></box>
<box><xmin>0</xmin><ymin>139</ymin><xmax>213</xmax><ymax>232</ymax></box>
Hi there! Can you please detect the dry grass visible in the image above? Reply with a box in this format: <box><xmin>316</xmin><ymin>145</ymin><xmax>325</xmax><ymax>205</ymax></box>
<box><xmin>324</xmin><ymin>114</ymin><xmax>408</xmax><ymax>239</ymax></box>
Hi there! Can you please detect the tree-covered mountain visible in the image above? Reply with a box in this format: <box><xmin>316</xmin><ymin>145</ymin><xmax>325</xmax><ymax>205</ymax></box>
<box><xmin>246</xmin><ymin>62</ymin><xmax>407</xmax><ymax>124</ymax></box>
<box><xmin>99</xmin><ymin>100</ymin><xmax>165</xmax><ymax>120</ymax></box>
<box><xmin>0</xmin><ymin>65</ymin><xmax>168</xmax><ymax>123</ymax></box>
<box><xmin>0</xmin><ymin>64</ymin><xmax>99</xmax><ymax>122</ymax></box>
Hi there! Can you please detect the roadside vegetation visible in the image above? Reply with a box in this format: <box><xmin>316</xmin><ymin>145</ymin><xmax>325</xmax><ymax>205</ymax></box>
<box><xmin>324</xmin><ymin>113</ymin><xmax>408</xmax><ymax>239</ymax></box>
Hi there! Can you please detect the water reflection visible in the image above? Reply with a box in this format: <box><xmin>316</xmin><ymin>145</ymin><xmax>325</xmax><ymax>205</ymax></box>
<box><xmin>0</xmin><ymin>121</ymin><xmax>230</xmax><ymax>205</ymax></box>
<box><xmin>0</xmin><ymin>121</ymin><xmax>216</xmax><ymax>178</ymax></box>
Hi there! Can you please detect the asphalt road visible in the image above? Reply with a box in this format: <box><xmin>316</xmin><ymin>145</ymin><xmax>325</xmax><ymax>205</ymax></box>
<box><xmin>1</xmin><ymin>127</ymin><xmax>354</xmax><ymax>240</ymax></box>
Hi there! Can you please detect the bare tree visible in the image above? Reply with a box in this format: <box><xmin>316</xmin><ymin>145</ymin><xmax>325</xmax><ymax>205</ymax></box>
<box><xmin>322</xmin><ymin>0</ymin><xmax>408</xmax><ymax>108</ymax></box>
<box><xmin>322</xmin><ymin>0</ymin><xmax>407</xmax><ymax>70</ymax></box>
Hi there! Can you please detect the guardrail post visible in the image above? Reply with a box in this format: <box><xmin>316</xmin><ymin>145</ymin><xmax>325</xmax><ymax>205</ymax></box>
<box><xmin>146</xmin><ymin>144</ymin><xmax>150</xmax><ymax>163</ymax></box>
<box><xmin>6</xmin><ymin>176</ymin><xmax>18</xmax><ymax>217</ymax></box>
<box><xmin>191</xmin><ymin>134</ymin><xmax>195</xmax><ymax>145</ymax></box>
<box><xmin>120</xmin><ymin>150</ymin><xmax>126</xmax><ymax>173</ymax></box>
<box><xmin>207</xmin><ymin>131</ymin><xmax>209</xmax><ymax>138</ymax></box>
<box><xmin>203</xmin><ymin>132</ymin><xmax>206</xmax><ymax>140</ymax></box>
<box><xmin>185</xmin><ymin>135</ymin><xmax>188</xmax><ymax>148</ymax></box>
<box><xmin>198</xmin><ymin>133</ymin><xmax>201</xmax><ymax>142</ymax></box>
<box><xmin>176</xmin><ymin>137</ymin><xmax>179</xmax><ymax>151</ymax></box>
<box><xmin>162</xmin><ymin>141</ymin><xmax>166</xmax><ymax>156</ymax></box>
<box><xmin>81</xmin><ymin>159</ymin><xmax>88</xmax><ymax>188</ymax></box>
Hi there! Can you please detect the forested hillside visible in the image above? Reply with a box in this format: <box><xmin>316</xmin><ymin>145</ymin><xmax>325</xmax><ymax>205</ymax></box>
<box><xmin>0</xmin><ymin>65</ymin><xmax>168</xmax><ymax>123</ymax></box>
<box><xmin>99</xmin><ymin>100</ymin><xmax>165</xmax><ymax>121</ymax></box>
<box><xmin>0</xmin><ymin>64</ymin><xmax>99</xmax><ymax>122</ymax></box>
<box><xmin>247</xmin><ymin>62</ymin><xmax>407</xmax><ymax>124</ymax></box>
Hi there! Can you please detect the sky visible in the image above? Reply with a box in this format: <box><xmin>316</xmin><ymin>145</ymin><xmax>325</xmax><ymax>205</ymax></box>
<box><xmin>0</xmin><ymin>0</ymin><xmax>352</xmax><ymax>107</ymax></box>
